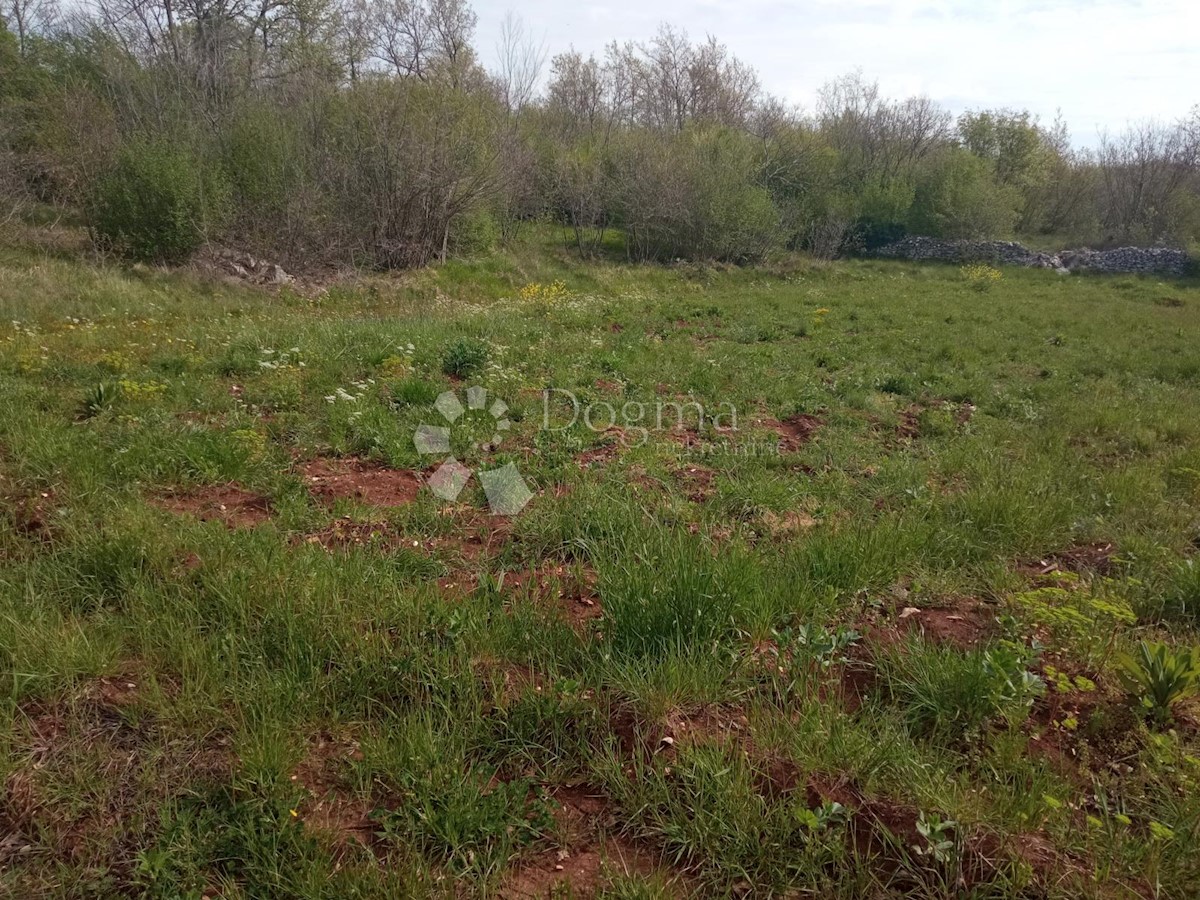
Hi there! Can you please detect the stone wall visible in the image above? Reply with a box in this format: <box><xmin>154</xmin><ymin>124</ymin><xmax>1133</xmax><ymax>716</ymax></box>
<box><xmin>871</xmin><ymin>236</ymin><xmax>1191</xmax><ymax>276</ymax></box>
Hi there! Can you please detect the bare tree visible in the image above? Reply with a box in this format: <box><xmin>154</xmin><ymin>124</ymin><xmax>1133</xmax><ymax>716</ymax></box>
<box><xmin>494</xmin><ymin>11</ymin><xmax>544</xmax><ymax>112</ymax></box>
<box><xmin>5</xmin><ymin>0</ymin><xmax>59</xmax><ymax>56</ymax></box>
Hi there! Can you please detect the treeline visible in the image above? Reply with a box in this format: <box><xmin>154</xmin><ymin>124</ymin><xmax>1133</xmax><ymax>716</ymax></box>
<box><xmin>2</xmin><ymin>0</ymin><xmax>1199</xmax><ymax>267</ymax></box>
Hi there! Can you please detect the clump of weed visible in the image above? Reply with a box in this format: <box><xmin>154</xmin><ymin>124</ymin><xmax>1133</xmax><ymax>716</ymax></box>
<box><xmin>390</xmin><ymin>376</ymin><xmax>441</xmax><ymax>408</ymax></box>
<box><xmin>79</xmin><ymin>381</ymin><xmax>120</xmax><ymax>418</ymax></box>
<box><xmin>1117</xmin><ymin>641</ymin><xmax>1200</xmax><ymax>725</ymax></box>
<box><xmin>441</xmin><ymin>337</ymin><xmax>488</xmax><ymax>378</ymax></box>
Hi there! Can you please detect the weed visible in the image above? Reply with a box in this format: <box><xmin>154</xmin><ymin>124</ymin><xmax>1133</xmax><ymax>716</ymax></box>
<box><xmin>1117</xmin><ymin>641</ymin><xmax>1200</xmax><ymax>724</ymax></box>
<box><xmin>441</xmin><ymin>337</ymin><xmax>489</xmax><ymax>378</ymax></box>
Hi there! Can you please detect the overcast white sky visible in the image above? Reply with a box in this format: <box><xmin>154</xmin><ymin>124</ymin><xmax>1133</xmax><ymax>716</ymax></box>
<box><xmin>473</xmin><ymin>0</ymin><xmax>1199</xmax><ymax>146</ymax></box>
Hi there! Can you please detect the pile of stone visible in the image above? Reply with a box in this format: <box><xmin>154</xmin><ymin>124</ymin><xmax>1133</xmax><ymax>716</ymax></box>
<box><xmin>213</xmin><ymin>247</ymin><xmax>294</xmax><ymax>285</ymax></box>
<box><xmin>1056</xmin><ymin>246</ymin><xmax>1190</xmax><ymax>276</ymax></box>
<box><xmin>872</xmin><ymin>236</ymin><xmax>1191</xmax><ymax>277</ymax></box>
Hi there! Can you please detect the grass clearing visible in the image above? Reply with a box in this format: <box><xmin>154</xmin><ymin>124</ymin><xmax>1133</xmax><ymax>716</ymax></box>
<box><xmin>1</xmin><ymin>227</ymin><xmax>1200</xmax><ymax>897</ymax></box>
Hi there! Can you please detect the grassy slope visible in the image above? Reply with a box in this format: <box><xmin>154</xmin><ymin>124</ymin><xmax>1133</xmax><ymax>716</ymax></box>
<box><xmin>0</xmin><ymin>227</ymin><xmax>1199</xmax><ymax>897</ymax></box>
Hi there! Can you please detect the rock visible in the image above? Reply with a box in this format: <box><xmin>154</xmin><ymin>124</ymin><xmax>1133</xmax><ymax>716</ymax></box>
<box><xmin>268</xmin><ymin>264</ymin><xmax>293</xmax><ymax>285</ymax></box>
<box><xmin>872</xmin><ymin>236</ymin><xmax>1189</xmax><ymax>276</ymax></box>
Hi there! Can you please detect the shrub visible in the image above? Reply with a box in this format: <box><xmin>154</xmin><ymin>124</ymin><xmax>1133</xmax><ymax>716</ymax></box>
<box><xmin>89</xmin><ymin>138</ymin><xmax>230</xmax><ymax>263</ymax></box>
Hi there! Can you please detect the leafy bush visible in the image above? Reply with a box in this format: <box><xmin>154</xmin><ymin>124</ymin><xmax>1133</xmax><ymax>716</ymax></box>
<box><xmin>89</xmin><ymin>138</ymin><xmax>230</xmax><ymax>263</ymax></box>
<box><xmin>441</xmin><ymin>337</ymin><xmax>488</xmax><ymax>378</ymax></box>
<box><xmin>1117</xmin><ymin>641</ymin><xmax>1200</xmax><ymax>724</ymax></box>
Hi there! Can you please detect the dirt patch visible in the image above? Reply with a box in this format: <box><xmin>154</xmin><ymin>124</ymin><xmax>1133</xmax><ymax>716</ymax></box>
<box><xmin>300</xmin><ymin>517</ymin><xmax>399</xmax><ymax>552</ymax></box>
<box><xmin>502</xmin><ymin>783</ymin><xmax>679</xmax><ymax>898</ymax></box>
<box><xmin>1022</xmin><ymin>542</ymin><xmax>1117</xmax><ymax>578</ymax></box>
<box><xmin>155</xmin><ymin>484</ymin><xmax>272</xmax><ymax>528</ymax></box>
<box><xmin>755</xmin><ymin>413</ymin><xmax>821</xmax><ymax>452</ymax></box>
<box><xmin>659</xmin><ymin>705</ymin><xmax>749</xmax><ymax>755</ymax></box>
<box><xmin>675</xmin><ymin>464</ymin><xmax>715</xmax><ymax>502</ymax></box>
<box><xmin>759</xmin><ymin>509</ymin><xmax>819</xmax><ymax>538</ymax></box>
<box><xmin>4</xmin><ymin>488</ymin><xmax>60</xmax><ymax>545</ymax></box>
<box><xmin>291</xmin><ymin>732</ymin><xmax>373</xmax><ymax>850</ymax></box>
<box><xmin>577</xmin><ymin>429</ymin><xmax>630</xmax><ymax>469</ymax></box>
<box><xmin>2</xmin><ymin>686</ymin><xmax>232</xmax><ymax>873</ymax></box>
<box><xmin>504</xmin><ymin>563</ymin><xmax>603</xmax><ymax>631</ymax></box>
<box><xmin>301</xmin><ymin>457</ymin><xmax>422</xmax><ymax>507</ymax></box>
<box><xmin>894</xmin><ymin>405</ymin><xmax>922</xmax><ymax>441</ymax></box>
<box><xmin>428</xmin><ymin>510</ymin><xmax>514</xmax><ymax>563</ymax></box>
<box><xmin>502</xmin><ymin>838</ymin><xmax>669</xmax><ymax>899</ymax></box>
<box><xmin>891</xmin><ymin>598</ymin><xmax>998</xmax><ymax>649</ymax></box>
<box><xmin>1025</xmin><ymin>672</ymin><xmax>1142</xmax><ymax>779</ymax></box>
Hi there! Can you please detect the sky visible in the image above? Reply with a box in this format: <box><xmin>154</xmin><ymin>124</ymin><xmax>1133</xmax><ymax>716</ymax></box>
<box><xmin>472</xmin><ymin>0</ymin><xmax>1199</xmax><ymax>147</ymax></box>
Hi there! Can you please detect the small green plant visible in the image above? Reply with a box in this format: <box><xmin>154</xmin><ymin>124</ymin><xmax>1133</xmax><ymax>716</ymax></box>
<box><xmin>795</xmin><ymin>800</ymin><xmax>847</xmax><ymax>833</ymax></box>
<box><xmin>441</xmin><ymin>337</ymin><xmax>488</xmax><ymax>378</ymax></box>
<box><xmin>80</xmin><ymin>381</ymin><xmax>120</xmax><ymax>418</ymax></box>
<box><xmin>914</xmin><ymin>812</ymin><xmax>957</xmax><ymax>864</ymax></box>
<box><xmin>1117</xmin><ymin>641</ymin><xmax>1200</xmax><ymax>724</ymax></box>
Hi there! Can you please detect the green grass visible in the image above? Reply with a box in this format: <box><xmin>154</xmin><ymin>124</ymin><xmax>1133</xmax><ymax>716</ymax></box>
<box><xmin>1</xmin><ymin>224</ymin><xmax>1200</xmax><ymax>897</ymax></box>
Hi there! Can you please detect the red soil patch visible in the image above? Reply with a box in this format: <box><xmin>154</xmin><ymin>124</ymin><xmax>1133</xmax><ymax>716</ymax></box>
<box><xmin>756</xmin><ymin>413</ymin><xmax>821</xmax><ymax>452</ymax></box>
<box><xmin>759</xmin><ymin>509</ymin><xmax>819</xmax><ymax>538</ymax></box>
<box><xmin>1025</xmin><ymin>673</ymin><xmax>1142</xmax><ymax>780</ymax></box>
<box><xmin>894</xmin><ymin>405</ymin><xmax>923</xmax><ymax>441</ymax></box>
<box><xmin>577</xmin><ymin>429</ymin><xmax>630</xmax><ymax>468</ymax></box>
<box><xmin>660</xmin><ymin>705</ymin><xmax>749</xmax><ymax>754</ymax></box>
<box><xmin>504</xmin><ymin>563</ymin><xmax>603</xmax><ymax>631</ymax></box>
<box><xmin>1021</xmin><ymin>542</ymin><xmax>1117</xmax><ymax>578</ymax></box>
<box><xmin>502</xmin><ymin>838</ymin><xmax>669</xmax><ymax>899</ymax></box>
<box><xmin>675</xmin><ymin>464</ymin><xmax>715</xmax><ymax>502</ymax></box>
<box><xmin>155</xmin><ymin>484</ymin><xmax>272</xmax><ymax>528</ymax></box>
<box><xmin>291</xmin><ymin>732</ymin><xmax>374</xmax><ymax>850</ymax></box>
<box><xmin>301</xmin><ymin>457</ymin><xmax>422</xmax><ymax>507</ymax></box>
<box><xmin>502</xmin><ymin>783</ymin><xmax>680</xmax><ymax>898</ymax></box>
<box><xmin>5</xmin><ymin>489</ymin><xmax>60</xmax><ymax>544</ymax></box>
<box><xmin>428</xmin><ymin>510</ymin><xmax>514</xmax><ymax>563</ymax></box>
<box><xmin>891</xmin><ymin>598</ymin><xmax>997</xmax><ymax>649</ymax></box>
<box><xmin>299</xmin><ymin>517</ymin><xmax>399</xmax><ymax>552</ymax></box>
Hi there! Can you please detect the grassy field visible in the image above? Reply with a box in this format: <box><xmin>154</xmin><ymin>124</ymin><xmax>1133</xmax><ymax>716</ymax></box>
<box><xmin>1</xmin><ymin>225</ymin><xmax>1199</xmax><ymax>898</ymax></box>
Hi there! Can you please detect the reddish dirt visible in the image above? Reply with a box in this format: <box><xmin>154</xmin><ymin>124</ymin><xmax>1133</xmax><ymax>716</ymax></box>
<box><xmin>6</xmin><ymin>489</ymin><xmax>59</xmax><ymax>544</ymax></box>
<box><xmin>675</xmin><ymin>464</ymin><xmax>715</xmax><ymax>502</ymax></box>
<box><xmin>660</xmin><ymin>705</ymin><xmax>750</xmax><ymax>754</ymax></box>
<box><xmin>291</xmin><ymin>732</ymin><xmax>374</xmax><ymax>850</ymax></box>
<box><xmin>427</xmin><ymin>510</ymin><xmax>514</xmax><ymax>563</ymax></box>
<box><xmin>759</xmin><ymin>509</ymin><xmax>819</xmax><ymax>537</ymax></box>
<box><xmin>155</xmin><ymin>484</ymin><xmax>272</xmax><ymax>527</ymax></box>
<box><xmin>891</xmin><ymin>598</ymin><xmax>998</xmax><ymax>649</ymax></box>
<box><xmin>1021</xmin><ymin>542</ymin><xmax>1118</xmax><ymax>578</ymax></box>
<box><xmin>757</xmin><ymin>413</ymin><xmax>822</xmax><ymax>452</ymax></box>
<box><xmin>1025</xmin><ymin>673</ymin><xmax>1142</xmax><ymax>780</ymax></box>
<box><xmin>299</xmin><ymin>517</ymin><xmax>399</xmax><ymax>551</ymax></box>
<box><xmin>502</xmin><ymin>784</ymin><xmax>680</xmax><ymax>898</ymax></box>
<box><xmin>301</xmin><ymin>457</ymin><xmax>422</xmax><ymax>507</ymax></box>
<box><xmin>2</xmin><ymin>683</ymin><xmax>233</xmax><ymax>870</ymax></box>
<box><xmin>894</xmin><ymin>405</ymin><xmax>923</xmax><ymax>441</ymax></box>
<box><xmin>836</xmin><ymin>658</ymin><xmax>879</xmax><ymax>714</ymax></box>
<box><xmin>502</xmin><ymin>838</ymin><xmax>670</xmax><ymax>899</ymax></box>
<box><xmin>593</xmin><ymin>378</ymin><xmax>623</xmax><ymax>392</ymax></box>
<box><xmin>503</xmin><ymin>563</ymin><xmax>603</xmax><ymax>631</ymax></box>
<box><xmin>577</xmin><ymin>429</ymin><xmax>630</xmax><ymax>468</ymax></box>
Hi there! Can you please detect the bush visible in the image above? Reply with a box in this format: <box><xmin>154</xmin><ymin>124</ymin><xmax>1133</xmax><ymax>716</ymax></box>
<box><xmin>89</xmin><ymin>138</ymin><xmax>230</xmax><ymax>263</ymax></box>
